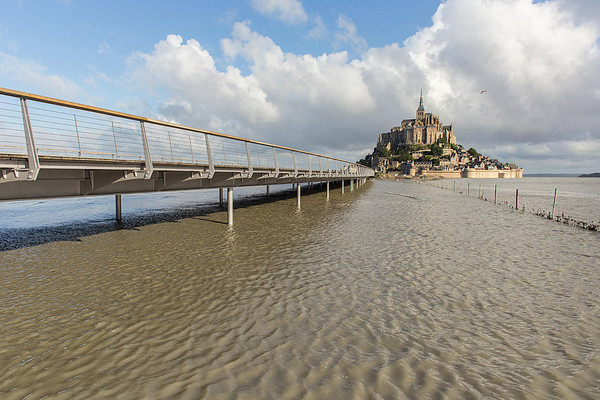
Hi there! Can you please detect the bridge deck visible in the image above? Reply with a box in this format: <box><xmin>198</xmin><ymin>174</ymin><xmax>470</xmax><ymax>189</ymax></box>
<box><xmin>0</xmin><ymin>88</ymin><xmax>373</xmax><ymax>202</ymax></box>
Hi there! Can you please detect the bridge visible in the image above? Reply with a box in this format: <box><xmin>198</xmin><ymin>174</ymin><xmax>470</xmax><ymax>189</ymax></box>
<box><xmin>0</xmin><ymin>88</ymin><xmax>374</xmax><ymax>225</ymax></box>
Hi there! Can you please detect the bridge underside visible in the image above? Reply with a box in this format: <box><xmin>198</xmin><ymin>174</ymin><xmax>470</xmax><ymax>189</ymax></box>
<box><xmin>0</xmin><ymin>155</ymin><xmax>365</xmax><ymax>201</ymax></box>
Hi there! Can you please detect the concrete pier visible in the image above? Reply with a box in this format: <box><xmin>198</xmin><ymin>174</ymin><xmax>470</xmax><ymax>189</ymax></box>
<box><xmin>227</xmin><ymin>187</ymin><xmax>233</xmax><ymax>226</ymax></box>
<box><xmin>116</xmin><ymin>194</ymin><xmax>122</xmax><ymax>222</ymax></box>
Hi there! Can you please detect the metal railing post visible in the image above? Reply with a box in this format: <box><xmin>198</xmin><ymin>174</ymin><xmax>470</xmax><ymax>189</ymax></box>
<box><xmin>20</xmin><ymin>98</ymin><xmax>40</xmax><ymax>181</ymax></box>
<box><xmin>205</xmin><ymin>134</ymin><xmax>215</xmax><ymax>179</ymax></box>
<box><xmin>111</xmin><ymin>121</ymin><xmax>119</xmax><ymax>159</ymax></box>
<box><xmin>188</xmin><ymin>134</ymin><xmax>195</xmax><ymax>163</ymax></box>
<box><xmin>272</xmin><ymin>147</ymin><xmax>279</xmax><ymax>177</ymax></box>
<box><xmin>73</xmin><ymin>115</ymin><xmax>82</xmax><ymax>157</ymax></box>
<box><xmin>139</xmin><ymin>121</ymin><xmax>153</xmax><ymax>179</ymax></box>
<box><xmin>292</xmin><ymin>151</ymin><xmax>298</xmax><ymax>177</ymax></box>
<box><xmin>245</xmin><ymin>142</ymin><xmax>253</xmax><ymax>178</ymax></box>
<box><xmin>168</xmin><ymin>131</ymin><xmax>174</xmax><ymax>162</ymax></box>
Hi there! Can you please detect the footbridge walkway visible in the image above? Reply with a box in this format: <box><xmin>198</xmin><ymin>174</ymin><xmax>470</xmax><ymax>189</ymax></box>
<box><xmin>0</xmin><ymin>88</ymin><xmax>373</xmax><ymax>225</ymax></box>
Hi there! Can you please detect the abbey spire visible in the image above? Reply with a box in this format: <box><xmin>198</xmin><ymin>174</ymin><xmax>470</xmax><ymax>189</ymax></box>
<box><xmin>416</xmin><ymin>88</ymin><xmax>425</xmax><ymax>117</ymax></box>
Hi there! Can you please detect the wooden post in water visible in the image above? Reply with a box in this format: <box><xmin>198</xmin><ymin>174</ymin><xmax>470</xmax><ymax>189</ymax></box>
<box><xmin>494</xmin><ymin>185</ymin><xmax>497</xmax><ymax>205</ymax></box>
<box><xmin>515</xmin><ymin>189</ymin><xmax>519</xmax><ymax>209</ymax></box>
<box><xmin>551</xmin><ymin>188</ymin><xmax>557</xmax><ymax>219</ymax></box>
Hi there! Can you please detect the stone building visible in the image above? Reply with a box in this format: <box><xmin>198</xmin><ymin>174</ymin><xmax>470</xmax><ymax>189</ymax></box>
<box><xmin>377</xmin><ymin>90</ymin><xmax>456</xmax><ymax>150</ymax></box>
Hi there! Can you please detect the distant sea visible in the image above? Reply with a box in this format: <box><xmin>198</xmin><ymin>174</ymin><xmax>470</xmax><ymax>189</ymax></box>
<box><xmin>524</xmin><ymin>173</ymin><xmax>579</xmax><ymax>177</ymax></box>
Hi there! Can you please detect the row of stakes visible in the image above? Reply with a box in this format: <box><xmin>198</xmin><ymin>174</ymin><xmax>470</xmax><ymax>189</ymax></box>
<box><xmin>422</xmin><ymin>181</ymin><xmax>599</xmax><ymax>232</ymax></box>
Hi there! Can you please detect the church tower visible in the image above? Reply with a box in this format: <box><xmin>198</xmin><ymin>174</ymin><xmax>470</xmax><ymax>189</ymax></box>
<box><xmin>416</xmin><ymin>88</ymin><xmax>425</xmax><ymax>119</ymax></box>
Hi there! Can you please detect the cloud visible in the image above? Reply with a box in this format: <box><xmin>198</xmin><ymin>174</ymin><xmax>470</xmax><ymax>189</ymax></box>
<box><xmin>0</xmin><ymin>51</ymin><xmax>83</xmax><ymax>99</ymax></box>
<box><xmin>334</xmin><ymin>14</ymin><xmax>368</xmax><ymax>54</ymax></box>
<box><xmin>127</xmin><ymin>0</ymin><xmax>600</xmax><ymax>172</ymax></box>
<box><xmin>128</xmin><ymin>34</ymin><xmax>279</xmax><ymax>134</ymax></box>
<box><xmin>251</xmin><ymin>0</ymin><xmax>308</xmax><ymax>24</ymax></box>
<box><xmin>307</xmin><ymin>15</ymin><xmax>328</xmax><ymax>40</ymax></box>
<box><xmin>97</xmin><ymin>42</ymin><xmax>110</xmax><ymax>55</ymax></box>
<box><xmin>0</xmin><ymin>24</ymin><xmax>18</xmax><ymax>52</ymax></box>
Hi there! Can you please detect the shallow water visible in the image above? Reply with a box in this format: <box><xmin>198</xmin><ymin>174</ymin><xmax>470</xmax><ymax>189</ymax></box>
<box><xmin>0</xmin><ymin>179</ymin><xmax>599</xmax><ymax>399</ymax></box>
<box><xmin>430</xmin><ymin>177</ymin><xmax>600</xmax><ymax>224</ymax></box>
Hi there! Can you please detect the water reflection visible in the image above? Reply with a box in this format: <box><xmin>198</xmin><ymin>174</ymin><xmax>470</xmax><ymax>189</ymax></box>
<box><xmin>0</xmin><ymin>184</ymin><xmax>322</xmax><ymax>251</ymax></box>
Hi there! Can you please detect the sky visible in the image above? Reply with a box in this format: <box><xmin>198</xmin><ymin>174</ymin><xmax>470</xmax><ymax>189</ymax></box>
<box><xmin>1</xmin><ymin>0</ymin><xmax>599</xmax><ymax>174</ymax></box>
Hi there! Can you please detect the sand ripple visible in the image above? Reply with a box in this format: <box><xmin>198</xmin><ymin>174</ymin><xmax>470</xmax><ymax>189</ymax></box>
<box><xmin>1</xmin><ymin>180</ymin><xmax>599</xmax><ymax>399</ymax></box>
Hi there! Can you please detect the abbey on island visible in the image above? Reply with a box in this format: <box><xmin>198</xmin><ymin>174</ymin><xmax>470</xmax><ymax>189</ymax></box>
<box><xmin>377</xmin><ymin>89</ymin><xmax>456</xmax><ymax>149</ymax></box>
<box><xmin>364</xmin><ymin>90</ymin><xmax>523</xmax><ymax>179</ymax></box>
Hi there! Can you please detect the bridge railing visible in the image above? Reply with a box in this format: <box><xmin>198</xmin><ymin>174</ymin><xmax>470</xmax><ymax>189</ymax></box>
<box><xmin>0</xmin><ymin>88</ymin><xmax>374</xmax><ymax>180</ymax></box>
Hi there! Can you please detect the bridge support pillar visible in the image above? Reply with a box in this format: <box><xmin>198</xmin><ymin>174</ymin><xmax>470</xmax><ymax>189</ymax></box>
<box><xmin>116</xmin><ymin>194</ymin><xmax>122</xmax><ymax>222</ymax></box>
<box><xmin>326</xmin><ymin>181</ymin><xmax>330</xmax><ymax>200</ymax></box>
<box><xmin>350</xmin><ymin>179</ymin><xmax>354</xmax><ymax>191</ymax></box>
<box><xmin>266</xmin><ymin>185</ymin><xmax>270</xmax><ymax>195</ymax></box>
<box><xmin>341</xmin><ymin>180</ymin><xmax>344</xmax><ymax>194</ymax></box>
<box><xmin>227</xmin><ymin>187</ymin><xmax>234</xmax><ymax>226</ymax></box>
<box><xmin>219</xmin><ymin>188</ymin><xmax>223</xmax><ymax>208</ymax></box>
<box><xmin>297</xmin><ymin>183</ymin><xmax>301</xmax><ymax>210</ymax></box>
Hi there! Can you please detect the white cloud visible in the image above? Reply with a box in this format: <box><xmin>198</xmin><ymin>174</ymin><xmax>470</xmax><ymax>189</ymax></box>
<box><xmin>335</xmin><ymin>14</ymin><xmax>368</xmax><ymax>54</ymax></box>
<box><xmin>251</xmin><ymin>0</ymin><xmax>308</xmax><ymax>24</ymax></box>
<box><xmin>128</xmin><ymin>34</ymin><xmax>279</xmax><ymax>133</ymax></box>
<box><xmin>127</xmin><ymin>0</ymin><xmax>600</xmax><ymax>171</ymax></box>
<box><xmin>97</xmin><ymin>42</ymin><xmax>110</xmax><ymax>55</ymax></box>
<box><xmin>307</xmin><ymin>15</ymin><xmax>328</xmax><ymax>40</ymax></box>
<box><xmin>0</xmin><ymin>24</ymin><xmax>18</xmax><ymax>52</ymax></box>
<box><xmin>0</xmin><ymin>51</ymin><xmax>83</xmax><ymax>99</ymax></box>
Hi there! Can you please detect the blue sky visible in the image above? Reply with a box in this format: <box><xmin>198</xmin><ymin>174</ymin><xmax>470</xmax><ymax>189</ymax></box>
<box><xmin>1</xmin><ymin>0</ymin><xmax>599</xmax><ymax>173</ymax></box>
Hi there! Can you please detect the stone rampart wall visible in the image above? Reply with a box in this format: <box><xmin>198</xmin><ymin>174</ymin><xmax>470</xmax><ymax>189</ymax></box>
<box><xmin>419</xmin><ymin>168</ymin><xmax>523</xmax><ymax>178</ymax></box>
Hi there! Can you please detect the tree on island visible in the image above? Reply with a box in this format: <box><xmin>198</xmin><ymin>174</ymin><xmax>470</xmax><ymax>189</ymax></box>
<box><xmin>431</xmin><ymin>143</ymin><xmax>443</xmax><ymax>157</ymax></box>
<box><xmin>375</xmin><ymin>146</ymin><xmax>391</xmax><ymax>158</ymax></box>
<box><xmin>392</xmin><ymin>150</ymin><xmax>414</xmax><ymax>162</ymax></box>
<box><xmin>468</xmin><ymin>147</ymin><xmax>479</xmax><ymax>157</ymax></box>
